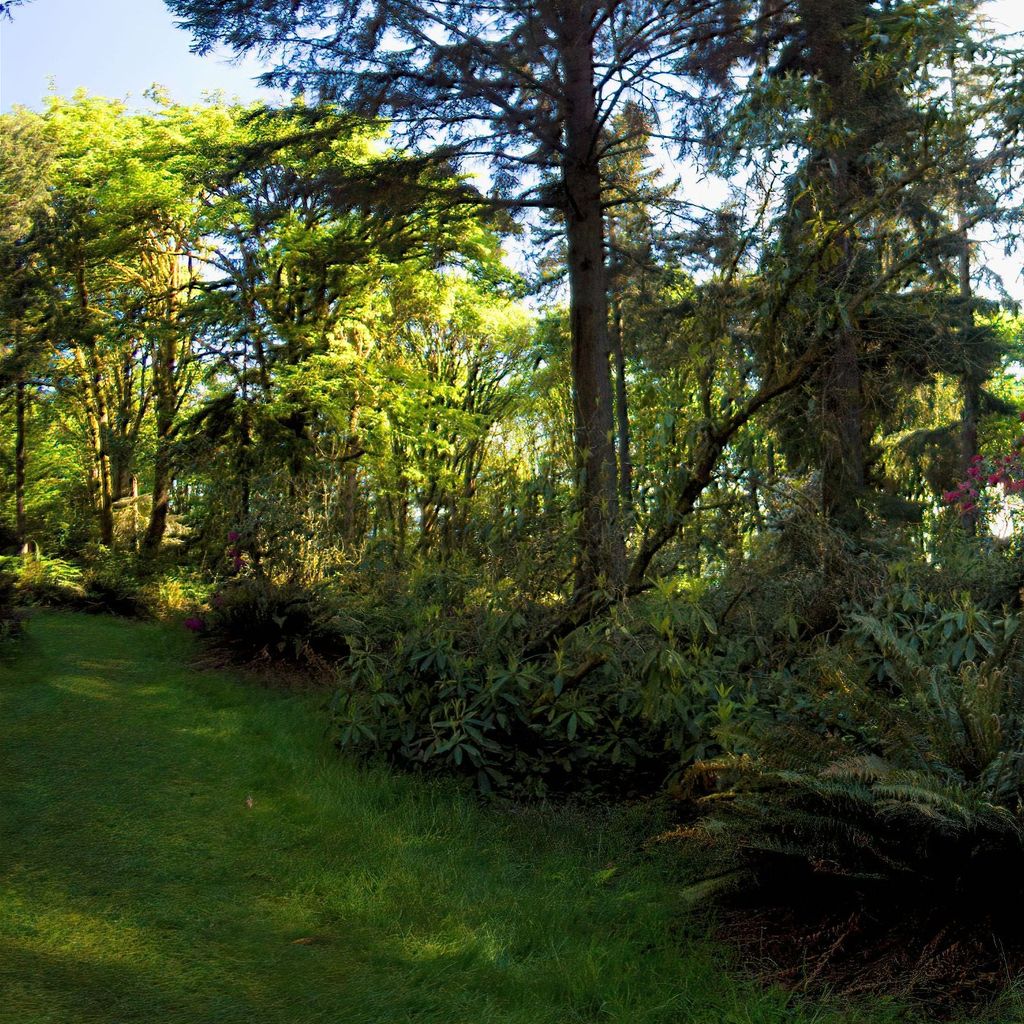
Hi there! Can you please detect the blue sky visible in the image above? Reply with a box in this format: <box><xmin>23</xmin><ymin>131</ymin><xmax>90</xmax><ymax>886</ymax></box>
<box><xmin>5</xmin><ymin>0</ymin><xmax>1022</xmax><ymax>111</ymax></box>
<box><xmin>3</xmin><ymin>0</ymin><xmax>1023</xmax><ymax>294</ymax></box>
<box><xmin>1</xmin><ymin>0</ymin><xmax>274</xmax><ymax>110</ymax></box>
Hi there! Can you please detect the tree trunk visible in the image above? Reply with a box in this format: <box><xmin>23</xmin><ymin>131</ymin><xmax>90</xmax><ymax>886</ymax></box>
<box><xmin>145</xmin><ymin>440</ymin><xmax>173</xmax><ymax>554</ymax></box>
<box><xmin>820</xmin><ymin>323</ymin><xmax>865</xmax><ymax>522</ymax></box>
<box><xmin>144</xmin><ymin>335</ymin><xmax>177</xmax><ymax>553</ymax></box>
<box><xmin>953</xmin><ymin>104</ymin><xmax>980</xmax><ymax>532</ymax></box>
<box><xmin>339</xmin><ymin>402</ymin><xmax>361</xmax><ymax>547</ymax></box>
<box><xmin>74</xmin><ymin>265</ymin><xmax>116</xmax><ymax>546</ymax></box>
<box><xmin>560</xmin><ymin>12</ymin><xmax>625</xmax><ymax>593</ymax></box>
<box><xmin>804</xmin><ymin>0</ymin><xmax>868</xmax><ymax>527</ymax></box>
<box><xmin>15</xmin><ymin>372</ymin><xmax>28</xmax><ymax>553</ymax></box>
<box><xmin>610</xmin><ymin>293</ymin><xmax>633</xmax><ymax>523</ymax></box>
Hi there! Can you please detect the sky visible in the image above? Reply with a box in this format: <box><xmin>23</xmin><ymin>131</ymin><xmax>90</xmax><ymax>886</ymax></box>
<box><xmin>2</xmin><ymin>0</ymin><xmax>1024</xmax><ymax>291</ymax></box>
<box><xmin>0</xmin><ymin>0</ymin><xmax>274</xmax><ymax>110</ymax></box>
<box><xmin>5</xmin><ymin>0</ymin><xmax>1022</xmax><ymax>113</ymax></box>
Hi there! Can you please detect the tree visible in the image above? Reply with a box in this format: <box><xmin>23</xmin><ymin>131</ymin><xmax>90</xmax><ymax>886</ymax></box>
<box><xmin>34</xmin><ymin>95</ymin><xmax>204</xmax><ymax>547</ymax></box>
<box><xmin>717</xmin><ymin>0</ymin><xmax>1011</xmax><ymax>529</ymax></box>
<box><xmin>179</xmin><ymin>103</ymin><xmax>515</xmax><ymax>560</ymax></box>
<box><xmin>166</xmin><ymin>0</ymin><xmax>766</xmax><ymax>594</ymax></box>
<box><xmin>0</xmin><ymin>110</ymin><xmax>55</xmax><ymax>552</ymax></box>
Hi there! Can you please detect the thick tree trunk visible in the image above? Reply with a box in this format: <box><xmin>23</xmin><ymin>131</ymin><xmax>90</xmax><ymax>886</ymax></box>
<box><xmin>820</xmin><ymin>324</ymin><xmax>865</xmax><ymax>522</ymax></box>
<box><xmin>560</xmin><ymin>13</ymin><xmax>625</xmax><ymax>593</ymax></box>
<box><xmin>803</xmin><ymin>0</ymin><xmax>868</xmax><ymax>526</ymax></box>
<box><xmin>145</xmin><ymin>443</ymin><xmax>173</xmax><ymax>554</ymax></box>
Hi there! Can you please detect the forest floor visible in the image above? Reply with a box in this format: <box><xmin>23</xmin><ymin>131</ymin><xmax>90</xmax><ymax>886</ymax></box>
<box><xmin>0</xmin><ymin>611</ymin><xmax>1016</xmax><ymax>1024</ymax></box>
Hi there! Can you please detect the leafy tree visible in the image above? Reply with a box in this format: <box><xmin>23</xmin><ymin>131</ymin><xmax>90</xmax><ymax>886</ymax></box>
<box><xmin>165</xmin><ymin>0</ymin><xmax>778</xmax><ymax>593</ymax></box>
<box><xmin>0</xmin><ymin>110</ymin><xmax>55</xmax><ymax>552</ymax></box>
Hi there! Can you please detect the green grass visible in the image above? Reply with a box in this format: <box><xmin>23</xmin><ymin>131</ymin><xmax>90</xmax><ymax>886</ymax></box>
<box><xmin>0</xmin><ymin>611</ymin><xmax>1014</xmax><ymax>1024</ymax></box>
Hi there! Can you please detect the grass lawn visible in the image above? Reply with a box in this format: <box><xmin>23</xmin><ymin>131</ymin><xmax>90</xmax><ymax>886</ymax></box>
<box><xmin>0</xmin><ymin>610</ymin><xmax>1014</xmax><ymax>1023</ymax></box>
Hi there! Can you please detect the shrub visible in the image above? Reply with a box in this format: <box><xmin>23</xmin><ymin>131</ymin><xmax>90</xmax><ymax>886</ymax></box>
<box><xmin>4</xmin><ymin>555</ymin><xmax>85</xmax><ymax>607</ymax></box>
<box><xmin>0</xmin><ymin>552</ymin><xmax>151</xmax><ymax>617</ymax></box>
<box><xmin>0</xmin><ymin>571</ymin><xmax>22</xmax><ymax>644</ymax></box>
<box><xmin>331</xmin><ymin>570</ymin><xmax>749</xmax><ymax>797</ymax></box>
<box><xmin>140</xmin><ymin>567</ymin><xmax>212</xmax><ymax>617</ymax></box>
<box><xmin>201</xmin><ymin>574</ymin><xmax>351</xmax><ymax>672</ymax></box>
<box><xmin>683</xmin><ymin>577</ymin><xmax>1024</xmax><ymax>1000</ymax></box>
<box><xmin>79</xmin><ymin>550</ymin><xmax>149</xmax><ymax>617</ymax></box>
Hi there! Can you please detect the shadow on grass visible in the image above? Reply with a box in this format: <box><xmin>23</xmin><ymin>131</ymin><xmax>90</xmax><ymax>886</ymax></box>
<box><xmin>0</xmin><ymin>612</ymin><xmax>941</xmax><ymax>1024</ymax></box>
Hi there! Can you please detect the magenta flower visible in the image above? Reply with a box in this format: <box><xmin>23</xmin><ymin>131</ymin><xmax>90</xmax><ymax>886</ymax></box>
<box><xmin>228</xmin><ymin>530</ymin><xmax>241</xmax><ymax>543</ymax></box>
<box><xmin>184</xmin><ymin>616</ymin><xmax>206</xmax><ymax>633</ymax></box>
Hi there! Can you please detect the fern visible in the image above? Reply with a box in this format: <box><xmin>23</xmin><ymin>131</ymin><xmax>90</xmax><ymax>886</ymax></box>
<box><xmin>690</xmin><ymin>588</ymin><xmax>1024</xmax><ymax>895</ymax></box>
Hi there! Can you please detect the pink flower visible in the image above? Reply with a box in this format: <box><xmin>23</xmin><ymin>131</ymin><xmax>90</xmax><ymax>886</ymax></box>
<box><xmin>967</xmin><ymin>465</ymin><xmax>981</xmax><ymax>479</ymax></box>
<box><xmin>962</xmin><ymin>502</ymin><xmax>978</xmax><ymax>513</ymax></box>
<box><xmin>989</xmin><ymin>472</ymin><xmax>1004</xmax><ymax>486</ymax></box>
<box><xmin>228</xmin><ymin>530</ymin><xmax>241</xmax><ymax>543</ymax></box>
<box><xmin>184</xmin><ymin>616</ymin><xmax>206</xmax><ymax>633</ymax></box>
<box><xmin>942</xmin><ymin>490</ymin><xmax>959</xmax><ymax>503</ymax></box>
<box><xmin>971</xmin><ymin>454</ymin><xmax>984</xmax><ymax>463</ymax></box>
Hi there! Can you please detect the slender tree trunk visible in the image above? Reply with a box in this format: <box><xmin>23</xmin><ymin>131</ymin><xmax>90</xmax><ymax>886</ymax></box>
<box><xmin>15</xmin><ymin>371</ymin><xmax>28</xmax><ymax>553</ymax></box>
<box><xmin>93</xmin><ymin>404</ymin><xmax>116</xmax><ymax>548</ymax></box>
<box><xmin>957</xmin><ymin>218</ymin><xmax>978</xmax><ymax>454</ymax></box>
<box><xmin>560</xmin><ymin>14</ymin><xmax>625</xmax><ymax>593</ymax></box>
<box><xmin>951</xmin><ymin>58</ymin><xmax>980</xmax><ymax>532</ymax></box>
<box><xmin>74</xmin><ymin>265</ymin><xmax>116</xmax><ymax>546</ymax></box>
<box><xmin>76</xmin><ymin>359</ymin><xmax>116</xmax><ymax>549</ymax></box>
<box><xmin>610</xmin><ymin>293</ymin><xmax>633</xmax><ymax>523</ymax></box>
<box><xmin>339</xmin><ymin>402</ymin><xmax>361</xmax><ymax>547</ymax></box>
<box><xmin>144</xmin><ymin>334</ymin><xmax>177</xmax><ymax>554</ymax></box>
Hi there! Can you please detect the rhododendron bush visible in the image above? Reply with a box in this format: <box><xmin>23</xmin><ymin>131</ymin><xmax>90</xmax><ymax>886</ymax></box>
<box><xmin>943</xmin><ymin>414</ymin><xmax>1024</xmax><ymax>519</ymax></box>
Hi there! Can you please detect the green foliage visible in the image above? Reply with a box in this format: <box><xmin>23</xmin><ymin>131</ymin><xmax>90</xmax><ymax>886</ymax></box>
<box><xmin>690</xmin><ymin>569</ymin><xmax>1024</xmax><ymax>903</ymax></box>
<box><xmin>141</xmin><ymin>566</ymin><xmax>212</xmax><ymax>617</ymax></box>
<box><xmin>201</xmin><ymin>575</ymin><xmax>351</xmax><ymax>671</ymax></box>
<box><xmin>0</xmin><ymin>569</ymin><xmax>20</xmax><ymax>643</ymax></box>
<box><xmin>78</xmin><ymin>550</ymin><xmax>151</xmax><ymax>618</ymax></box>
<box><xmin>0</xmin><ymin>554</ymin><xmax>85</xmax><ymax>607</ymax></box>
<box><xmin>330</xmin><ymin>567</ymin><xmax>750</xmax><ymax>797</ymax></box>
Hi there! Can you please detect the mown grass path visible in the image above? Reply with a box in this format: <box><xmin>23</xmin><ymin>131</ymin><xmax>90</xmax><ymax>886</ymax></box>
<box><xmin>0</xmin><ymin>612</ymin><xmax>913</xmax><ymax>1024</ymax></box>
